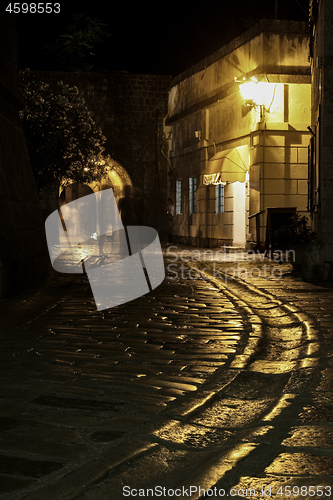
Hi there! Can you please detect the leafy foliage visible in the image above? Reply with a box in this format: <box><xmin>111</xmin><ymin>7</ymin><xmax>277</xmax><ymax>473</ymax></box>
<box><xmin>273</xmin><ymin>214</ymin><xmax>316</xmax><ymax>246</ymax></box>
<box><xmin>42</xmin><ymin>12</ymin><xmax>111</xmax><ymax>71</ymax></box>
<box><xmin>19</xmin><ymin>70</ymin><xmax>107</xmax><ymax>193</ymax></box>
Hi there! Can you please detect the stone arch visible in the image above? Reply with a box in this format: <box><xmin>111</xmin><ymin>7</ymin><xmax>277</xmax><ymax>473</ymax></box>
<box><xmin>59</xmin><ymin>183</ymin><xmax>96</xmax><ymax>240</ymax></box>
<box><xmin>89</xmin><ymin>157</ymin><xmax>133</xmax><ymax>201</ymax></box>
<box><xmin>59</xmin><ymin>183</ymin><xmax>94</xmax><ymax>207</ymax></box>
<box><xmin>59</xmin><ymin>157</ymin><xmax>133</xmax><ymax>206</ymax></box>
<box><xmin>58</xmin><ymin>158</ymin><xmax>133</xmax><ymax>242</ymax></box>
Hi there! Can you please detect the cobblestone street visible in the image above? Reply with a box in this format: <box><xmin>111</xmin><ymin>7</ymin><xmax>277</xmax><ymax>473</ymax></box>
<box><xmin>0</xmin><ymin>246</ymin><xmax>333</xmax><ymax>499</ymax></box>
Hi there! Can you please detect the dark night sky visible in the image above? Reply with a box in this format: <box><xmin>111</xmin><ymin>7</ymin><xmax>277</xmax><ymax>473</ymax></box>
<box><xmin>15</xmin><ymin>0</ymin><xmax>309</xmax><ymax>77</ymax></box>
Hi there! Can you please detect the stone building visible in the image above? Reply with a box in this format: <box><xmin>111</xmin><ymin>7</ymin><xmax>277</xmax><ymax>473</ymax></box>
<box><xmin>307</xmin><ymin>0</ymin><xmax>333</xmax><ymax>280</ymax></box>
<box><xmin>165</xmin><ymin>20</ymin><xmax>311</xmax><ymax>249</ymax></box>
<box><xmin>0</xmin><ymin>18</ymin><xmax>49</xmax><ymax>298</ymax></box>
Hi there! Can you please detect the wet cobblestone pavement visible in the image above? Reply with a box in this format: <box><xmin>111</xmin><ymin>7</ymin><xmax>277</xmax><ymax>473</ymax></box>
<box><xmin>0</xmin><ymin>246</ymin><xmax>333</xmax><ymax>499</ymax></box>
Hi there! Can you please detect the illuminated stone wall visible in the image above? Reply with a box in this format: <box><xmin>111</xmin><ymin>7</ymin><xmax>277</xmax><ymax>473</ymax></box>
<box><xmin>35</xmin><ymin>71</ymin><xmax>172</xmax><ymax>229</ymax></box>
<box><xmin>166</xmin><ymin>20</ymin><xmax>311</xmax><ymax>248</ymax></box>
<box><xmin>0</xmin><ymin>18</ymin><xmax>50</xmax><ymax>298</ymax></box>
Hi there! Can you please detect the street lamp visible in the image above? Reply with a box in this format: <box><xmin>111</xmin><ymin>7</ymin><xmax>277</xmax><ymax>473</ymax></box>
<box><xmin>236</xmin><ymin>76</ymin><xmax>277</xmax><ymax>121</ymax></box>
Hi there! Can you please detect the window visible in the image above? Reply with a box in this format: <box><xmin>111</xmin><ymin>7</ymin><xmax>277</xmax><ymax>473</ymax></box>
<box><xmin>176</xmin><ymin>179</ymin><xmax>182</xmax><ymax>214</ymax></box>
<box><xmin>215</xmin><ymin>184</ymin><xmax>225</xmax><ymax>213</ymax></box>
<box><xmin>189</xmin><ymin>176</ymin><xmax>197</xmax><ymax>214</ymax></box>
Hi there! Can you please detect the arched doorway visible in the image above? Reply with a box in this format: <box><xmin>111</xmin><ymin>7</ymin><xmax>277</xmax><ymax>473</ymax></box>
<box><xmin>58</xmin><ymin>158</ymin><xmax>134</xmax><ymax>240</ymax></box>
<box><xmin>89</xmin><ymin>157</ymin><xmax>133</xmax><ymax>202</ymax></box>
<box><xmin>59</xmin><ymin>157</ymin><xmax>133</xmax><ymax>206</ymax></box>
<box><xmin>59</xmin><ymin>183</ymin><xmax>96</xmax><ymax>241</ymax></box>
<box><xmin>59</xmin><ymin>183</ymin><xmax>94</xmax><ymax>207</ymax></box>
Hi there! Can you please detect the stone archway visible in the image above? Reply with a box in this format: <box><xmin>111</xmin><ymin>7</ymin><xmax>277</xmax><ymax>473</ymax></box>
<box><xmin>59</xmin><ymin>183</ymin><xmax>96</xmax><ymax>240</ymax></box>
<box><xmin>59</xmin><ymin>158</ymin><xmax>133</xmax><ymax>206</ymax></box>
<box><xmin>59</xmin><ymin>183</ymin><xmax>94</xmax><ymax>207</ymax></box>
<box><xmin>89</xmin><ymin>158</ymin><xmax>133</xmax><ymax>201</ymax></box>
<box><xmin>58</xmin><ymin>158</ymin><xmax>134</xmax><ymax>239</ymax></box>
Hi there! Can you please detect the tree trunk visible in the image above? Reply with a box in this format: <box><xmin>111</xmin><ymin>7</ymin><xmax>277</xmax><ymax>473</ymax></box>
<box><xmin>40</xmin><ymin>183</ymin><xmax>60</xmax><ymax>220</ymax></box>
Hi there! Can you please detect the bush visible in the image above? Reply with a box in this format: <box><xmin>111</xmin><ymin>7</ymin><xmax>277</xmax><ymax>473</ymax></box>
<box><xmin>273</xmin><ymin>214</ymin><xmax>316</xmax><ymax>247</ymax></box>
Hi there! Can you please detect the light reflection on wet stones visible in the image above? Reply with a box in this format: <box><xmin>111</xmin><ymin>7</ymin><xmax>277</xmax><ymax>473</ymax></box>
<box><xmin>266</xmin><ymin>453</ymin><xmax>333</xmax><ymax>476</ymax></box>
<box><xmin>154</xmin><ymin>420</ymin><xmax>236</xmax><ymax>448</ymax></box>
<box><xmin>191</xmin><ymin>398</ymin><xmax>276</xmax><ymax>428</ymax></box>
<box><xmin>249</xmin><ymin>360</ymin><xmax>298</xmax><ymax>374</ymax></box>
<box><xmin>222</xmin><ymin>372</ymin><xmax>290</xmax><ymax>400</ymax></box>
<box><xmin>298</xmin><ymin>404</ymin><xmax>333</xmax><ymax>423</ymax></box>
<box><xmin>282</xmin><ymin>426</ymin><xmax>333</xmax><ymax>448</ymax></box>
<box><xmin>0</xmin><ymin>262</ymin><xmax>251</xmax><ymax>496</ymax></box>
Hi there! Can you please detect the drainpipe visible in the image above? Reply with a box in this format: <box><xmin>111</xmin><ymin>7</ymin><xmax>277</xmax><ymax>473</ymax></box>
<box><xmin>260</xmin><ymin>108</ymin><xmax>266</xmax><ymax>249</ymax></box>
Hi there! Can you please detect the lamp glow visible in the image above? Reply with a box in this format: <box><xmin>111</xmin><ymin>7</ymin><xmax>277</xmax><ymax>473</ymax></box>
<box><xmin>239</xmin><ymin>77</ymin><xmax>276</xmax><ymax>110</ymax></box>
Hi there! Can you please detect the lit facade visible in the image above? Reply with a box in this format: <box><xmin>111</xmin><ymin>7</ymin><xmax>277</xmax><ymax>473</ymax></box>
<box><xmin>165</xmin><ymin>20</ymin><xmax>311</xmax><ymax>249</ymax></box>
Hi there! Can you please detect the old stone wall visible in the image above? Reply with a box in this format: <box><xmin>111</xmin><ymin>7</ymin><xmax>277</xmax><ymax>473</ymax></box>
<box><xmin>306</xmin><ymin>0</ymin><xmax>333</xmax><ymax>280</ymax></box>
<box><xmin>314</xmin><ymin>0</ymin><xmax>333</xmax><ymax>260</ymax></box>
<box><xmin>0</xmin><ymin>18</ymin><xmax>50</xmax><ymax>298</ymax></box>
<box><xmin>35</xmin><ymin>71</ymin><xmax>172</xmax><ymax>229</ymax></box>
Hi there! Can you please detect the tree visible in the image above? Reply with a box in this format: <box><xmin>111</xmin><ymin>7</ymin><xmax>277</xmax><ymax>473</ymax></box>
<box><xmin>19</xmin><ymin>70</ymin><xmax>107</xmax><ymax>215</ymax></box>
<box><xmin>42</xmin><ymin>12</ymin><xmax>111</xmax><ymax>71</ymax></box>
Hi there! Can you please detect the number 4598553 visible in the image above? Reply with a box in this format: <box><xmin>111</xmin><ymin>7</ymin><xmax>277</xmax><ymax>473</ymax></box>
<box><xmin>6</xmin><ymin>3</ymin><xmax>61</xmax><ymax>13</ymax></box>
